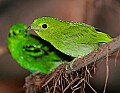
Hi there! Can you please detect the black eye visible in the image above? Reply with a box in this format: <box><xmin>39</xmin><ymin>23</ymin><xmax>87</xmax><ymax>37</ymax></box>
<box><xmin>13</xmin><ymin>31</ymin><xmax>16</xmax><ymax>35</ymax></box>
<box><xmin>8</xmin><ymin>33</ymin><xmax>11</xmax><ymax>37</ymax></box>
<box><xmin>42</xmin><ymin>24</ymin><xmax>47</xmax><ymax>28</ymax></box>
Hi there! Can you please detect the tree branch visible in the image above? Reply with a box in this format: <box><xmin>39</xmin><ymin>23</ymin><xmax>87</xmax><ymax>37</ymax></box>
<box><xmin>24</xmin><ymin>35</ymin><xmax>120</xmax><ymax>93</ymax></box>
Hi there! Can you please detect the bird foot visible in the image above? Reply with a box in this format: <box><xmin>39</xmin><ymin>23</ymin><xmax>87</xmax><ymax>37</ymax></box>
<box><xmin>66</xmin><ymin>56</ymin><xmax>82</xmax><ymax>71</ymax></box>
<box><xmin>77</xmin><ymin>56</ymin><xmax>82</xmax><ymax>59</ymax></box>
<box><xmin>31</xmin><ymin>71</ymin><xmax>41</xmax><ymax>77</ymax></box>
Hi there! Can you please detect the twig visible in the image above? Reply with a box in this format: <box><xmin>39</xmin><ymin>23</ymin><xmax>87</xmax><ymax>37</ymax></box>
<box><xmin>62</xmin><ymin>77</ymin><xmax>80</xmax><ymax>93</ymax></box>
<box><xmin>103</xmin><ymin>46</ymin><xmax>109</xmax><ymax>93</ymax></box>
<box><xmin>85</xmin><ymin>80</ymin><xmax>97</xmax><ymax>93</ymax></box>
<box><xmin>115</xmin><ymin>50</ymin><xmax>120</xmax><ymax>66</ymax></box>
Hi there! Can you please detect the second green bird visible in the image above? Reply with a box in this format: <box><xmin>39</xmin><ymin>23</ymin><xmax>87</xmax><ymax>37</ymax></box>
<box><xmin>8</xmin><ymin>23</ymin><xmax>70</xmax><ymax>74</ymax></box>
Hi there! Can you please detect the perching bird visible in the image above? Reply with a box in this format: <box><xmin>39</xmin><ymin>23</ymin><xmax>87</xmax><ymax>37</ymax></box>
<box><xmin>8</xmin><ymin>23</ymin><xmax>70</xmax><ymax>74</ymax></box>
<box><xmin>30</xmin><ymin>16</ymin><xmax>112</xmax><ymax>57</ymax></box>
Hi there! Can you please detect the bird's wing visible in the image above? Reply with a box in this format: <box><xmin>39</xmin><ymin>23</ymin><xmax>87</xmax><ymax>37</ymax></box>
<box><xmin>63</xmin><ymin>25</ymin><xmax>112</xmax><ymax>44</ymax></box>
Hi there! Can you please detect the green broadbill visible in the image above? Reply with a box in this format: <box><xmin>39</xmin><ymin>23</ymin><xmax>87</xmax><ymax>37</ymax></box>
<box><xmin>30</xmin><ymin>16</ymin><xmax>112</xmax><ymax>57</ymax></box>
<box><xmin>8</xmin><ymin>23</ymin><xmax>70</xmax><ymax>74</ymax></box>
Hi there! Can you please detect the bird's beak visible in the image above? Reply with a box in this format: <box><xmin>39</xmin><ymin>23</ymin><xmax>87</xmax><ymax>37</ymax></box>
<box><xmin>28</xmin><ymin>25</ymin><xmax>41</xmax><ymax>32</ymax></box>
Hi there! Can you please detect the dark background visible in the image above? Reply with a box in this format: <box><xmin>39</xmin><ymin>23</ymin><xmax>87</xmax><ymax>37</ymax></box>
<box><xmin>0</xmin><ymin>0</ymin><xmax>120</xmax><ymax>93</ymax></box>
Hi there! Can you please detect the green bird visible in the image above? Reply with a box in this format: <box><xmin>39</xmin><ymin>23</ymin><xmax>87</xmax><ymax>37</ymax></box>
<box><xmin>30</xmin><ymin>16</ymin><xmax>112</xmax><ymax>57</ymax></box>
<box><xmin>8</xmin><ymin>23</ymin><xmax>70</xmax><ymax>74</ymax></box>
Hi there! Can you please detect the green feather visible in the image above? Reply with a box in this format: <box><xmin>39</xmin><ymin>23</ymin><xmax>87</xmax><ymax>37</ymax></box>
<box><xmin>8</xmin><ymin>23</ymin><xmax>70</xmax><ymax>74</ymax></box>
<box><xmin>30</xmin><ymin>16</ymin><xmax>112</xmax><ymax>57</ymax></box>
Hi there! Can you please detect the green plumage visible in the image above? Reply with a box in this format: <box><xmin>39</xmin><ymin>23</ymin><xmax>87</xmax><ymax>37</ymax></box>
<box><xmin>30</xmin><ymin>16</ymin><xmax>112</xmax><ymax>57</ymax></box>
<box><xmin>8</xmin><ymin>23</ymin><xmax>70</xmax><ymax>74</ymax></box>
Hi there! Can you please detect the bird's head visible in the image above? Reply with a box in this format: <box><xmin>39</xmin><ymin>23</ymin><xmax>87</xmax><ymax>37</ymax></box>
<box><xmin>9</xmin><ymin>23</ymin><xmax>29</xmax><ymax>38</ymax></box>
<box><xmin>30</xmin><ymin>16</ymin><xmax>68</xmax><ymax>40</ymax></box>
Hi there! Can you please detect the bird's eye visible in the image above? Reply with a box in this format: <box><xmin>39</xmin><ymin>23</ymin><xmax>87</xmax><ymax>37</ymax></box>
<box><xmin>13</xmin><ymin>31</ymin><xmax>16</xmax><ymax>35</ymax></box>
<box><xmin>8</xmin><ymin>33</ymin><xmax>11</xmax><ymax>37</ymax></box>
<box><xmin>42</xmin><ymin>24</ymin><xmax>47</xmax><ymax>28</ymax></box>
